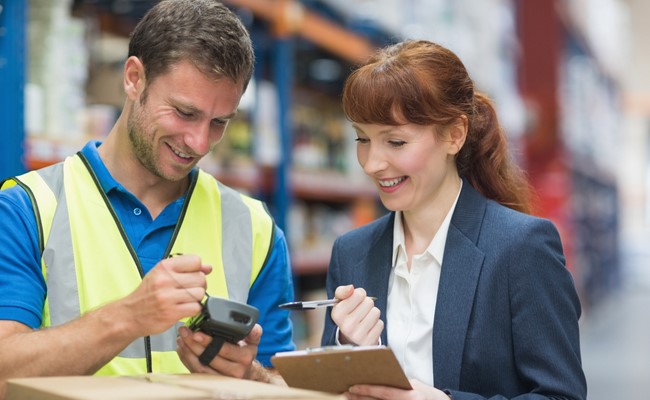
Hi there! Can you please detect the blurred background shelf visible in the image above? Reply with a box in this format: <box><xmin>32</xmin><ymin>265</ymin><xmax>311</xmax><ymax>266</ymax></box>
<box><xmin>3</xmin><ymin>0</ymin><xmax>643</xmax><ymax>353</ymax></box>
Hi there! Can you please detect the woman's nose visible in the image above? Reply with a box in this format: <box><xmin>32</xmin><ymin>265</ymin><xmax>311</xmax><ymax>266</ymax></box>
<box><xmin>360</xmin><ymin>145</ymin><xmax>387</xmax><ymax>175</ymax></box>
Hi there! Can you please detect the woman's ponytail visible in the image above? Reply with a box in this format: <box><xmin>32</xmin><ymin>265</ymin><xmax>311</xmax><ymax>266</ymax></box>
<box><xmin>457</xmin><ymin>93</ymin><xmax>532</xmax><ymax>214</ymax></box>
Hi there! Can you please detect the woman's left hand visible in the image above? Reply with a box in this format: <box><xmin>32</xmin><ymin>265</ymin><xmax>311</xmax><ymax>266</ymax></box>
<box><xmin>344</xmin><ymin>379</ymin><xmax>450</xmax><ymax>400</ymax></box>
<box><xmin>176</xmin><ymin>323</ymin><xmax>263</xmax><ymax>380</ymax></box>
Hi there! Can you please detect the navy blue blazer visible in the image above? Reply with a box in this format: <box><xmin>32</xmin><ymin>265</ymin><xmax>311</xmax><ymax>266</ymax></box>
<box><xmin>321</xmin><ymin>181</ymin><xmax>586</xmax><ymax>400</ymax></box>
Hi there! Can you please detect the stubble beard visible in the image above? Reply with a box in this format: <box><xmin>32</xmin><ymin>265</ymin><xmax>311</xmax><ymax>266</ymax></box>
<box><xmin>127</xmin><ymin>96</ymin><xmax>174</xmax><ymax>181</ymax></box>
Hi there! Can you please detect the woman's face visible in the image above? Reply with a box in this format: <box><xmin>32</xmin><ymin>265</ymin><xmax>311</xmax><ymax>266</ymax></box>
<box><xmin>354</xmin><ymin>121</ymin><xmax>462</xmax><ymax>215</ymax></box>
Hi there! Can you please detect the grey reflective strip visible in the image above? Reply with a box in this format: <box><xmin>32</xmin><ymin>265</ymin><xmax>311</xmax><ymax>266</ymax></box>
<box><xmin>38</xmin><ymin>164</ymin><xmax>82</xmax><ymax>327</ymax></box>
<box><xmin>119</xmin><ymin>322</ymin><xmax>184</xmax><ymax>358</ymax></box>
<box><xmin>119</xmin><ymin>338</ymin><xmax>146</xmax><ymax>358</ymax></box>
<box><xmin>218</xmin><ymin>182</ymin><xmax>253</xmax><ymax>303</ymax></box>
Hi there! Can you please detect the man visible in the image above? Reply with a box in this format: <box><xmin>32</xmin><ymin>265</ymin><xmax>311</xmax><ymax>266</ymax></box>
<box><xmin>0</xmin><ymin>0</ymin><xmax>294</xmax><ymax>396</ymax></box>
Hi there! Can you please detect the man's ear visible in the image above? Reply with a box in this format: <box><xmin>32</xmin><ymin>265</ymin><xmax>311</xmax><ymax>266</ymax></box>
<box><xmin>123</xmin><ymin>56</ymin><xmax>146</xmax><ymax>101</ymax></box>
<box><xmin>447</xmin><ymin>115</ymin><xmax>468</xmax><ymax>156</ymax></box>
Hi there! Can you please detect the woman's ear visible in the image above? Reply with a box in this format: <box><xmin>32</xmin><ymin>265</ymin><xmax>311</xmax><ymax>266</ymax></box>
<box><xmin>447</xmin><ymin>115</ymin><xmax>468</xmax><ymax>155</ymax></box>
<box><xmin>123</xmin><ymin>56</ymin><xmax>146</xmax><ymax>101</ymax></box>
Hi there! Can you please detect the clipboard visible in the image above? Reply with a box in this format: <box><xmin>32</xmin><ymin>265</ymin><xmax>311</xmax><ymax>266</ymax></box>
<box><xmin>271</xmin><ymin>345</ymin><xmax>412</xmax><ymax>394</ymax></box>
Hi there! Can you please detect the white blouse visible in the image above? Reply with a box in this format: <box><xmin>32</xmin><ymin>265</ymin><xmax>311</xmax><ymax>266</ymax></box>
<box><xmin>387</xmin><ymin>183</ymin><xmax>462</xmax><ymax>386</ymax></box>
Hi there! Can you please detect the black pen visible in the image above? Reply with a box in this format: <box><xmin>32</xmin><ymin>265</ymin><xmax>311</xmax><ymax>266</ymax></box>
<box><xmin>279</xmin><ymin>297</ymin><xmax>377</xmax><ymax>310</ymax></box>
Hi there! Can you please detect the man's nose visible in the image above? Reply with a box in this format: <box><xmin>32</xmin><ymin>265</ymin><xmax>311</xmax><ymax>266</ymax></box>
<box><xmin>184</xmin><ymin>121</ymin><xmax>212</xmax><ymax>156</ymax></box>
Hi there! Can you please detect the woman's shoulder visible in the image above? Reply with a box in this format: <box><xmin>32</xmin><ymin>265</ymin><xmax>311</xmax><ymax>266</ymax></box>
<box><xmin>483</xmin><ymin>199</ymin><xmax>560</xmax><ymax>240</ymax></box>
<box><xmin>456</xmin><ymin>181</ymin><xmax>558</xmax><ymax>240</ymax></box>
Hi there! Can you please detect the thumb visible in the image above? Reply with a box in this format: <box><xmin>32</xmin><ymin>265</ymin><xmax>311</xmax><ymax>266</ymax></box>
<box><xmin>244</xmin><ymin>323</ymin><xmax>263</xmax><ymax>345</ymax></box>
<box><xmin>334</xmin><ymin>284</ymin><xmax>355</xmax><ymax>301</ymax></box>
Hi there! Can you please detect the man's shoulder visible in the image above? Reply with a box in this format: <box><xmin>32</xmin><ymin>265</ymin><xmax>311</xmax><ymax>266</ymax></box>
<box><xmin>0</xmin><ymin>182</ymin><xmax>35</xmax><ymax>217</ymax></box>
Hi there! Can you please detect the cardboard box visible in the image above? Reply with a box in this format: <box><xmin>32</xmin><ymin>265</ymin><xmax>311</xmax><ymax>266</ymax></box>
<box><xmin>7</xmin><ymin>373</ymin><xmax>344</xmax><ymax>400</ymax></box>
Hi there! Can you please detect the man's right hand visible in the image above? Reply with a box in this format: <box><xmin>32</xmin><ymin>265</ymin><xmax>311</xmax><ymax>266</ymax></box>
<box><xmin>0</xmin><ymin>255</ymin><xmax>211</xmax><ymax>397</ymax></box>
<box><xmin>124</xmin><ymin>254</ymin><xmax>212</xmax><ymax>337</ymax></box>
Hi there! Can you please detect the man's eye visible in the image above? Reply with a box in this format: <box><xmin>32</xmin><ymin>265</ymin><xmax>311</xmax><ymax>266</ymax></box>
<box><xmin>177</xmin><ymin>109</ymin><xmax>193</xmax><ymax>118</ymax></box>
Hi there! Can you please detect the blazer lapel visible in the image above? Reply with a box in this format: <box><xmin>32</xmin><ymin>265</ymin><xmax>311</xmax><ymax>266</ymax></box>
<box><xmin>432</xmin><ymin>181</ymin><xmax>486</xmax><ymax>389</ymax></box>
<box><xmin>356</xmin><ymin>213</ymin><xmax>395</xmax><ymax>345</ymax></box>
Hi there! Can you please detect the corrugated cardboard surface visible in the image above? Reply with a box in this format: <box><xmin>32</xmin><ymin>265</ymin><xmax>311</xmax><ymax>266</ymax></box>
<box><xmin>6</xmin><ymin>374</ymin><xmax>344</xmax><ymax>400</ymax></box>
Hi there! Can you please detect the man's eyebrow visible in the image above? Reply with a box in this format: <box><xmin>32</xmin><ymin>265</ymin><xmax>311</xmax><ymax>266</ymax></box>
<box><xmin>217</xmin><ymin>111</ymin><xmax>238</xmax><ymax>121</ymax></box>
<box><xmin>175</xmin><ymin>102</ymin><xmax>237</xmax><ymax>120</ymax></box>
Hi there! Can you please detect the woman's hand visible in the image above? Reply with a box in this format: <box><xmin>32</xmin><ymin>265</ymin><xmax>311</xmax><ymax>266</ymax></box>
<box><xmin>345</xmin><ymin>379</ymin><xmax>451</xmax><ymax>400</ymax></box>
<box><xmin>331</xmin><ymin>285</ymin><xmax>384</xmax><ymax>346</ymax></box>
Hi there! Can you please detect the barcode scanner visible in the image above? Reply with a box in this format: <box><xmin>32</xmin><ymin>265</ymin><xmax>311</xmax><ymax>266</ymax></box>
<box><xmin>186</xmin><ymin>296</ymin><xmax>259</xmax><ymax>365</ymax></box>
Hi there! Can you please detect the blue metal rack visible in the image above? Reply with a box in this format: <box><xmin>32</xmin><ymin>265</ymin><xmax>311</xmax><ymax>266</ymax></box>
<box><xmin>271</xmin><ymin>37</ymin><xmax>294</xmax><ymax>235</ymax></box>
<box><xmin>0</xmin><ymin>0</ymin><xmax>27</xmax><ymax>179</ymax></box>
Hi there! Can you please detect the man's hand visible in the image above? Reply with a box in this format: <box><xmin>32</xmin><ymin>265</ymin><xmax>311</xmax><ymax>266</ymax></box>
<box><xmin>176</xmin><ymin>323</ymin><xmax>281</xmax><ymax>384</ymax></box>
<box><xmin>331</xmin><ymin>285</ymin><xmax>383</xmax><ymax>346</ymax></box>
<box><xmin>124</xmin><ymin>254</ymin><xmax>211</xmax><ymax>337</ymax></box>
<box><xmin>0</xmin><ymin>255</ymin><xmax>212</xmax><ymax>397</ymax></box>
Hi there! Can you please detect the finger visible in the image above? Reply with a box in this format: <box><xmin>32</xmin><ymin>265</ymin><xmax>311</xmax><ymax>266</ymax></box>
<box><xmin>334</xmin><ymin>291</ymin><xmax>373</xmax><ymax>326</ymax></box>
<box><xmin>149</xmin><ymin>258</ymin><xmax>207</xmax><ymax>295</ymax></box>
<box><xmin>170</xmin><ymin>299</ymin><xmax>204</xmax><ymax>318</ymax></box>
<box><xmin>167</xmin><ymin>271</ymin><xmax>208</xmax><ymax>293</ymax></box>
<box><xmin>336</xmin><ymin>304</ymin><xmax>380</xmax><ymax>345</ymax></box>
<box><xmin>349</xmin><ymin>384</ymin><xmax>403</xmax><ymax>400</ymax></box>
<box><xmin>176</xmin><ymin>337</ymin><xmax>216</xmax><ymax>374</ymax></box>
<box><xmin>244</xmin><ymin>324</ymin><xmax>263</xmax><ymax>345</ymax></box>
<box><xmin>345</xmin><ymin>390</ymin><xmax>377</xmax><ymax>400</ymax></box>
<box><xmin>148</xmin><ymin>262</ymin><xmax>208</xmax><ymax>296</ymax></box>
<box><xmin>200</xmin><ymin>263</ymin><xmax>213</xmax><ymax>275</ymax></box>
<box><xmin>355</xmin><ymin>307</ymin><xmax>383</xmax><ymax>343</ymax></box>
<box><xmin>177</xmin><ymin>327</ymin><xmax>214</xmax><ymax>358</ymax></box>
<box><xmin>162</xmin><ymin>254</ymin><xmax>203</xmax><ymax>273</ymax></box>
<box><xmin>349</xmin><ymin>294</ymin><xmax>376</xmax><ymax>323</ymax></box>
<box><xmin>366</xmin><ymin>317</ymin><xmax>384</xmax><ymax>344</ymax></box>
<box><xmin>334</xmin><ymin>284</ymin><xmax>355</xmax><ymax>301</ymax></box>
<box><xmin>208</xmin><ymin>351</ymin><xmax>250</xmax><ymax>379</ymax></box>
<box><xmin>332</xmin><ymin>288</ymin><xmax>368</xmax><ymax>320</ymax></box>
<box><xmin>207</xmin><ymin>326</ymin><xmax>261</xmax><ymax>378</ymax></box>
<box><xmin>215</xmin><ymin>338</ymin><xmax>257</xmax><ymax>362</ymax></box>
<box><xmin>159</xmin><ymin>285</ymin><xmax>206</xmax><ymax>307</ymax></box>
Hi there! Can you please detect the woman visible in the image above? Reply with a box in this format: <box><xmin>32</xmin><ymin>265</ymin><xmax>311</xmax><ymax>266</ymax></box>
<box><xmin>321</xmin><ymin>40</ymin><xmax>586</xmax><ymax>400</ymax></box>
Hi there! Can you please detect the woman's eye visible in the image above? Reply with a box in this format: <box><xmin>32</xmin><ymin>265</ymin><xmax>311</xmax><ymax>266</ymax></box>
<box><xmin>355</xmin><ymin>137</ymin><xmax>369</xmax><ymax>144</ymax></box>
<box><xmin>389</xmin><ymin>140</ymin><xmax>406</xmax><ymax>147</ymax></box>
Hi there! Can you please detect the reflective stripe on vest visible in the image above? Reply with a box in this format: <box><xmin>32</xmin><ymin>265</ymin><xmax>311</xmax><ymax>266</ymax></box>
<box><xmin>2</xmin><ymin>153</ymin><xmax>274</xmax><ymax>375</ymax></box>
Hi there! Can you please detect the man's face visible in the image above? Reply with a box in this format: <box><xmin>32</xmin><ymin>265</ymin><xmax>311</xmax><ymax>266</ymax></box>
<box><xmin>127</xmin><ymin>60</ymin><xmax>244</xmax><ymax>182</ymax></box>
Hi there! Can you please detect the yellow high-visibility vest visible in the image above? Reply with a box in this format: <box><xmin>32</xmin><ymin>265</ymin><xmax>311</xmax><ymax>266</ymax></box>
<box><xmin>1</xmin><ymin>152</ymin><xmax>275</xmax><ymax>375</ymax></box>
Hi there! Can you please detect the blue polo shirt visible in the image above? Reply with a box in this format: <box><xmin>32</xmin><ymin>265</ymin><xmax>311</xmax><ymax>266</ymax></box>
<box><xmin>0</xmin><ymin>141</ymin><xmax>295</xmax><ymax>365</ymax></box>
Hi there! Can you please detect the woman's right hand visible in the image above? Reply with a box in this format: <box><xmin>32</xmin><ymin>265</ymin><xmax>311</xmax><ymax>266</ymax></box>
<box><xmin>331</xmin><ymin>285</ymin><xmax>384</xmax><ymax>346</ymax></box>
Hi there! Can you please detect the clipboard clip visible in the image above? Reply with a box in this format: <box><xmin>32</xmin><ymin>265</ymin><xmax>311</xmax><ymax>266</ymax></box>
<box><xmin>305</xmin><ymin>345</ymin><xmax>355</xmax><ymax>353</ymax></box>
